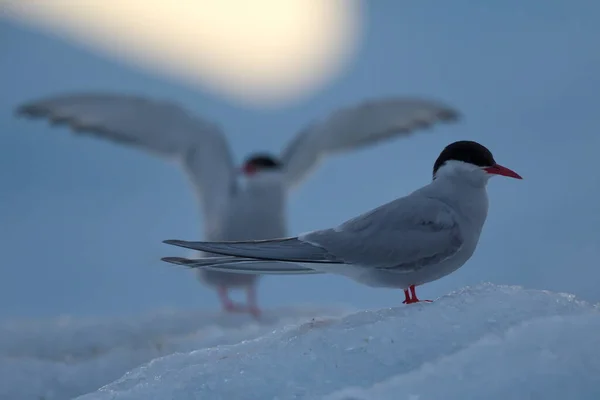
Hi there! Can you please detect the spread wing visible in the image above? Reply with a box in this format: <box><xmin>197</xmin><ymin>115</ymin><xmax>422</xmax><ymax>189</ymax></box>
<box><xmin>16</xmin><ymin>93</ymin><xmax>236</xmax><ymax>230</ymax></box>
<box><xmin>280</xmin><ymin>97</ymin><xmax>460</xmax><ymax>190</ymax></box>
<box><xmin>164</xmin><ymin>195</ymin><xmax>463</xmax><ymax>273</ymax></box>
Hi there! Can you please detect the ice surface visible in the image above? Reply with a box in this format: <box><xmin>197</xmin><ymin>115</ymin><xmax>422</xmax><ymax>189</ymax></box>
<box><xmin>76</xmin><ymin>284</ymin><xmax>600</xmax><ymax>400</ymax></box>
<box><xmin>327</xmin><ymin>313</ymin><xmax>600</xmax><ymax>400</ymax></box>
<box><xmin>0</xmin><ymin>305</ymin><xmax>350</xmax><ymax>400</ymax></box>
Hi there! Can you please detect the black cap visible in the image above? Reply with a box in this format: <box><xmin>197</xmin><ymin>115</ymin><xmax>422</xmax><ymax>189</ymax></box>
<box><xmin>433</xmin><ymin>141</ymin><xmax>496</xmax><ymax>177</ymax></box>
<box><xmin>243</xmin><ymin>153</ymin><xmax>282</xmax><ymax>170</ymax></box>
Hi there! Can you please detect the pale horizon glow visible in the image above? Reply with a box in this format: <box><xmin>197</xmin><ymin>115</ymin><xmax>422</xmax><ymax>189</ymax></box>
<box><xmin>2</xmin><ymin>0</ymin><xmax>362</xmax><ymax>107</ymax></box>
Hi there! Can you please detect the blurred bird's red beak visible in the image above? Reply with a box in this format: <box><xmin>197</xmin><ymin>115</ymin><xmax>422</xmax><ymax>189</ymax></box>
<box><xmin>240</xmin><ymin>164</ymin><xmax>256</xmax><ymax>176</ymax></box>
<box><xmin>484</xmin><ymin>164</ymin><xmax>523</xmax><ymax>179</ymax></box>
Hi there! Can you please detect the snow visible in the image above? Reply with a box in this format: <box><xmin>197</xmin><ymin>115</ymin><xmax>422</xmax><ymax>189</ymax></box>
<box><xmin>327</xmin><ymin>313</ymin><xmax>600</xmax><ymax>400</ymax></box>
<box><xmin>0</xmin><ymin>305</ymin><xmax>350</xmax><ymax>400</ymax></box>
<box><xmin>3</xmin><ymin>285</ymin><xmax>599</xmax><ymax>400</ymax></box>
<box><xmin>69</xmin><ymin>284</ymin><xmax>600</xmax><ymax>400</ymax></box>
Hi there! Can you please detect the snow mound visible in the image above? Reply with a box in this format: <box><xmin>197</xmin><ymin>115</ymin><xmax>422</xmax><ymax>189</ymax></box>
<box><xmin>0</xmin><ymin>305</ymin><xmax>350</xmax><ymax>400</ymax></box>
<box><xmin>77</xmin><ymin>284</ymin><xmax>600</xmax><ymax>400</ymax></box>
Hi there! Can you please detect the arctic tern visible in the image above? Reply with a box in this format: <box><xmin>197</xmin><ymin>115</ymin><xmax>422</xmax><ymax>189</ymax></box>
<box><xmin>162</xmin><ymin>141</ymin><xmax>522</xmax><ymax>304</ymax></box>
<box><xmin>16</xmin><ymin>93</ymin><xmax>459</xmax><ymax>314</ymax></box>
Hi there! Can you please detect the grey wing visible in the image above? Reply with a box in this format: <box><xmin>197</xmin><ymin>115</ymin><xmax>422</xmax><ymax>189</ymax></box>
<box><xmin>163</xmin><ymin>237</ymin><xmax>343</xmax><ymax>263</ymax></box>
<box><xmin>162</xmin><ymin>256</ymin><xmax>323</xmax><ymax>275</ymax></box>
<box><xmin>280</xmin><ymin>97</ymin><xmax>460</xmax><ymax>190</ymax></box>
<box><xmin>302</xmin><ymin>195</ymin><xmax>464</xmax><ymax>272</ymax></box>
<box><xmin>16</xmin><ymin>93</ymin><xmax>236</xmax><ymax>227</ymax></box>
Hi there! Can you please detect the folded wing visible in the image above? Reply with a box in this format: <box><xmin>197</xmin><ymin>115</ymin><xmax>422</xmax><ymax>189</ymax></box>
<box><xmin>280</xmin><ymin>97</ymin><xmax>460</xmax><ymax>190</ymax></box>
<box><xmin>303</xmin><ymin>195</ymin><xmax>464</xmax><ymax>272</ymax></box>
<box><xmin>164</xmin><ymin>195</ymin><xmax>463</xmax><ymax>273</ymax></box>
<box><xmin>16</xmin><ymin>93</ymin><xmax>236</xmax><ymax>228</ymax></box>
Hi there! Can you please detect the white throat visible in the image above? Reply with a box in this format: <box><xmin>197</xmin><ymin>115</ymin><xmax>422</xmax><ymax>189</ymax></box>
<box><xmin>433</xmin><ymin>160</ymin><xmax>491</xmax><ymax>188</ymax></box>
<box><xmin>244</xmin><ymin>170</ymin><xmax>285</xmax><ymax>188</ymax></box>
<box><xmin>427</xmin><ymin>160</ymin><xmax>490</xmax><ymax>234</ymax></box>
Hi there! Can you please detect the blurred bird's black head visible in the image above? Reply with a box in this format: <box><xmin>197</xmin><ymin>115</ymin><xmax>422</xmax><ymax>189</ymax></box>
<box><xmin>242</xmin><ymin>153</ymin><xmax>282</xmax><ymax>176</ymax></box>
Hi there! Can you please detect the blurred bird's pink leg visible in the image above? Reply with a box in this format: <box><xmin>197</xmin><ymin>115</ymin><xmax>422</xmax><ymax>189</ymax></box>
<box><xmin>403</xmin><ymin>285</ymin><xmax>433</xmax><ymax>304</ymax></box>
<box><xmin>218</xmin><ymin>286</ymin><xmax>245</xmax><ymax>313</ymax></box>
<box><xmin>246</xmin><ymin>285</ymin><xmax>261</xmax><ymax>318</ymax></box>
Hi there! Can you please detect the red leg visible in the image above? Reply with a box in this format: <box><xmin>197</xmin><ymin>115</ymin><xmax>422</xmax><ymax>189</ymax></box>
<box><xmin>246</xmin><ymin>285</ymin><xmax>261</xmax><ymax>318</ymax></box>
<box><xmin>402</xmin><ymin>289</ymin><xmax>411</xmax><ymax>304</ymax></box>
<box><xmin>403</xmin><ymin>285</ymin><xmax>433</xmax><ymax>304</ymax></box>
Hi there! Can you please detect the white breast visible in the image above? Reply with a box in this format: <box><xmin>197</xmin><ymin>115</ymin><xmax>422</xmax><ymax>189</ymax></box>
<box><xmin>217</xmin><ymin>172</ymin><xmax>288</xmax><ymax>242</ymax></box>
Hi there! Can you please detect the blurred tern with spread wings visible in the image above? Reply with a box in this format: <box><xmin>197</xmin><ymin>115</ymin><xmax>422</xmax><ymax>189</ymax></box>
<box><xmin>16</xmin><ymin>93</ymin><xmax>459</xmax><ymax>315</ymax></box>
<box><xmin>162</xmin><ymin>141</ymin><xmax>522</xmax><ymax>304</ymax></box>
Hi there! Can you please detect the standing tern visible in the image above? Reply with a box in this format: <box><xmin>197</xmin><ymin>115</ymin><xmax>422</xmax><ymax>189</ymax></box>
<box><xmin>16</xmin><ymin>93</ymin><xmax>459</xmax><ymax>315</ymax></box>
<box><xmin>162</xmin><ymin>141</ymin><xmax>522</xmax><ymax>304</ymax></box>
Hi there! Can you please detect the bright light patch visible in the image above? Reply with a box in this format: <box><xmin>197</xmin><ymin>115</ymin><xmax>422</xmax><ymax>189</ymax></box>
<box><xmin>2</xmin><ymin>0</ymin><xmax>362</xmax><ymax>107</ymax></box>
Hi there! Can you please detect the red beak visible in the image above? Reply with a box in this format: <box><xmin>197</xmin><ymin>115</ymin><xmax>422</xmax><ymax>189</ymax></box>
<box><xmin>484</xmin><ymin>164</ymin><xmax>522</xmax><ymax>179</ymax></box>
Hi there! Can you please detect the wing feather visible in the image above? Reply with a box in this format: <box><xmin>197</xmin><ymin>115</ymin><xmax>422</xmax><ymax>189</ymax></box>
<box><xmin>16</xmin><ymin>93</ymin><xmax>236</xmax><ymax>228</ymax></box>
<box><xmin>281</xmin><ymin>97</ymin><xmax>460</xmax><ymax>189</ymax></box>
<box><xmin>163</xmin><ymin>237</ymin><xmax>342</xmax><ymax>263</ymax></box>
<box><xmin>162</xmin><ymin>256</ymin><xmax>322</xmax><ymax>275</ymax></box>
